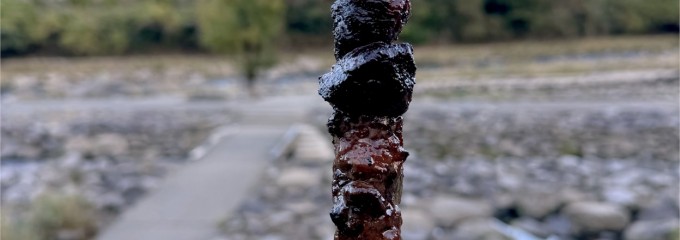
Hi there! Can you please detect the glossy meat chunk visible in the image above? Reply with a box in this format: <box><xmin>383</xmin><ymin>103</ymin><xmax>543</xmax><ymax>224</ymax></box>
<box><xmin>328</xmin><ymin>114</ymin><xmax>407</xmax><ymax>240</ymax></box>
<box><xmin>319</xmin><ymin>42</ymin><xmax>416</xmax><ymax>117</ymax></box>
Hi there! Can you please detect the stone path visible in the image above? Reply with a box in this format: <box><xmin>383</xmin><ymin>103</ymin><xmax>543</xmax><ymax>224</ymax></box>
<box><xmin>97</xmin><ymin>95</ymin><xmax>327</xmax><ymax>240</ymax></box>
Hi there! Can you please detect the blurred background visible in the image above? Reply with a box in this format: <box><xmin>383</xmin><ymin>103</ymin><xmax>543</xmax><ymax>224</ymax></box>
<box><xmin>1</xmin><ymin>0</ymin><xmax>678</xmax><ymax>240</ymax></box>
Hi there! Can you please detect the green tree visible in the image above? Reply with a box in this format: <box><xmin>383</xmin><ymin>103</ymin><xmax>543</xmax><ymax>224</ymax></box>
<box><xmin>196</xmin><ymin>0</ymin><xmax>285</xmax><ymax>96</ymax></box>
<box><xmin>58</xmin><ymin>9</ymin><xmax>133</xmax><ymax>55</ymax></box>
<box><xmin>1</xmin><ymin>0</ymin><xmax>44</xmax><ymax>54</ymax></box>
<box><xmin>283</xmin><ymin>0</ymin><xmax>332</xmax><ymax>46</ymax></box>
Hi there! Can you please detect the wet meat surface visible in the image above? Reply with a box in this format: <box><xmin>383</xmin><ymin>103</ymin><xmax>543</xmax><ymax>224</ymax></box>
<box><xmin>320</xmin><ymin>0</ymin><xmax>415</xmax><ymax>239</ymax></box>
<box><xmin>328</xmin><ymin>114</ymin><xmax>408</xmax><ymax>240</ymax></box>
<box><xmin>319</xmin><ymin>0</ymin><xmax>416</xmax><ymax>240</ymax></box>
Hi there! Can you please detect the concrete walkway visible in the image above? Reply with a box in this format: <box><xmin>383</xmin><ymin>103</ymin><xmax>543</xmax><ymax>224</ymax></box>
<box><xmin>98</xmin><ymin>95</ymin><xmax>326</xmax><ymax>240</ymax></box>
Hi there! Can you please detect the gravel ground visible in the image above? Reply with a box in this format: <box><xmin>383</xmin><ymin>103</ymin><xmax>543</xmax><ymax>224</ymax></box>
<box><xmin>405</xmin><ymin>101</ymin><xmax>679</xmax><ymax>162</ymax></box>
<box><xmin>1</xmin><ymin>107</ymin><xmax>232</xmax><ymax>226</ymax></box>
<box><xmin>216</xmin><ymin>113</ymin><xmax>680</xmax><ymax>240</ymax></box>
<box><xmin>2</xmin><ymin>41</ymin><xmax>678</xmax><ymax>239</ymax></box>
<box><xmin>219</xmin><ymin>154</ymin><xmax>678</xmax><ymax>240</ymax></box>
<box><xmin>218</xmin><ymin>100</ymin><xmax>679</xmax><ymax>240</ymax></box>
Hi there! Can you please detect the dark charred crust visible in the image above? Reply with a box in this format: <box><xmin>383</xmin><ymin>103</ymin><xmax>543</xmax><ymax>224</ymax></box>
<box><xmin>319</xmin><ymin>42</ymin><xmax>416</xmax><ymax>117</ymax></box>
<box><xmin>332</xmin><ymin>0</ymin><xmax>411</xmax><ymax>59</ymax></box>
<box><xmin>321</xmin><ymin>0</ymin><xmax>414</xmax><ymax>239</ymax></box>
<box><xmin>331</xmin><ymin>181</ymin><xmax>401</xmax><ymax>239</ymax></box>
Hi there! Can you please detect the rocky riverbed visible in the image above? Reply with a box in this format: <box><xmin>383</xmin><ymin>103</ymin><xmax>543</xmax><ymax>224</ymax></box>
<box><xmin>2</xmin><ymin>39</ymin><xmax>678</xmax><ymax>239</ymax></box>
<box><xmin>1</xmin><ymin>107</ymin><xmax>232</xmax><ymax>228</ymax></box>
<box><xmin>218</xmin><ymin>100</ymin><xmax>679</xmax><ymax>240</ymax></box>
<box><xmin>219</xmin><ymin>155</ymin><xmax>679</xmax><ymax>240</ymax></box>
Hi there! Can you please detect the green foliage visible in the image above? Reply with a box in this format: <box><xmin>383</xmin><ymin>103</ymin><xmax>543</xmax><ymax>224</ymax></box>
<box><xmin>29</xmin><ymin>194</ymin><xmax>98</xmax><ymax>239</ymax></box>
<box><xmin>1</xmin><ymin>216</ymin><xmax>41</xmax><ymax>240</ymax></box>
<box><xmin>58</xmin><ymin>9</ymin><xmax>132</xmax><ymax>55</ymax></box>
<box><xmin>196</xmin><ymin>0</ymin><xmax>284</xmax><ymax>82</ymax></box>
<box><xmin>285</xmin><ymin>0</ymin><xmax>331</xmax><ymax>36</ymax></box>
<box><xmin>1</xmin><ymin>1</ymin><xmax>197</xmax><ymax>56</ymax></box>
<box><xmin>401</xmin><ymin>0</ymin><xmax>439</xmax><ymax>44</ymax></box>
<box><xmin>1</xmin><ymin>194</ymin><xmax>97</xmax><ymax>240</ymax></box>
<box><xmin>406</xmin><ymin>0</ymin><xmax>678</xmax><ymax>43</ymax></box>
<box><xmin>671</xmin><ymin>227</ymin><xmax>680</xmax><ymax>240</ymax></box>
<box><xmin>129</xmin><ymin>0</ymin><xmax>193</xmax><ymax>48</ymax></box>
<box><xmin>0</xmin><ymin>0</ymin><xmax>677</xmax><ymax>56</ymax></box>
<box><xmin>483</xmin><ymin>0</ymin><xmax>678</xmax><ymax>39</ymax></box>
<box><xmin>1</xmin><ymin>0</ymin><xmax>44</xmax><ymax>53</ymax></box>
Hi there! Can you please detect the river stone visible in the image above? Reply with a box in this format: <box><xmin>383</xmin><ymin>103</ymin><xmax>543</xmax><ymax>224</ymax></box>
<box><xmin>402</xmin><ymin>208</ymin><xmax>435</xmax><ymax>240</ymax></box>
<box><xmin>95</xmin><ymin>133</ymin><xmax>130</xmax><ymax>156</ymax></box>
<box><xmin>313</xmin><ymin>222</ymin><xmax>336</xmax><ymax>240</ymax></box>
<box><xmin>56</xmin><ymin>229</ymin><xmax>86</xmax><ymax>240</ymax></box>
<box><xmin>285</xmin><ymin>201</ymin><xmax>318</xmax><ymax>215</ymax></box>
<box><xmin>65</xmin><ymin>136</ymin><xmax>92</xmax><ymax>154</ymax></box>
<box><xmin>294</xmin><ymin>141</ymin><xmax>334</xmax><ymax>161</ymax></box>
<box><xmin>511</xmin><ymin>217</ymin><xmax>550</xmax><ymax>238</ymax></box>
<box><xmin>65</xmin><ymin>134</ymin><xmax>129</xmax><ymax>156</ymax></box>
<box><xmin>624</xmin><ymin>219</ymin><xmax>679</xmax><ymax>240</ymax></box>
<box><xmin>292</xmin><ymin>125</ymin><xmax>334</xmax><ymax>163</ymax></box>
<box><xmin>563</xmin><ymin>201</ymin><xmax>630</xmax><ymax>233</ymax></box>
<box><xmin>637</xmin><ymin>197</ymin><xmax>680</xmax><ymax>221</ymax></box>
<box><xmin>452</xmin><ymin>218</ymin><xmax>509</xmax><ymax>240</ymax></box>
<box><xmin>543</xmin><ymin>214</ymin><xmax>573</xmax><ymax>236</ymax></box>
<box><xmin>602</xmin><ymin>186</ymin><xmax>638</xmax><ymax>207</ymax></box>
<box><xmin>559</xmin><ymin>188</ymin><xmax>591</xmax><ymax>204</ymax></box>
<box><xmin>266</xmin><ymin>211</ymin><xmax>294</xmax><ymax>230</ymax></box>
<box><xmin>426</xmin><ymin>195</ymin><xmax>493</xmax><ymax>226</ymax></box>
<box><xmin>515</xmin><ymin>186</ymin><xmax>563</xmax><ymax>218</ymax></box>
<box><xmin>276</xmin><ymin>168</ymin><xmax>321</xmax><ymax>188</ymax></box>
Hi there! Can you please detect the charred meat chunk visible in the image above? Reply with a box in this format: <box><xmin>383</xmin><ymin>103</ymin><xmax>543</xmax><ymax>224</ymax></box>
<box><xmin>319</xmin><ymin>42</ymin><xmax>416</xmax><ymax>117</ymax></box>
<box><xmin>332</xmin><ymin>0</ymin><xmax>411</xmax><ymax>59</ymax></box>
<box><xmin>320</xmin><ymin>0</ymin><xmax>415</xmax><ymax>239</ymax></box>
